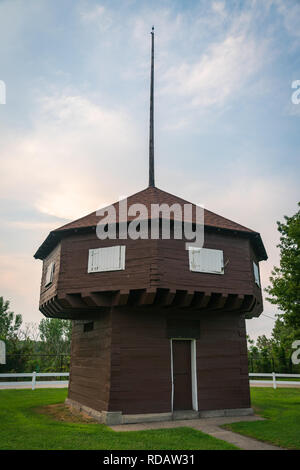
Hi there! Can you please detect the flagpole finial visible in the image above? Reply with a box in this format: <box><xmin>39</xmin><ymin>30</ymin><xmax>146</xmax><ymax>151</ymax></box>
<box><xmin>149</xmin><ymin>26</ymin><xmax>155</xmax><ymax>187</ymax></box>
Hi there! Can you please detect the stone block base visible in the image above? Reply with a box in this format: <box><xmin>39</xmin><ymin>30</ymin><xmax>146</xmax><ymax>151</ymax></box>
<box><xmin>199</xmin><ymin>407</ymin><xmax>254</xmax><ymax>418</ymax></box>
<box><xmin>65</xmin><ymin>398</ymin><xmax>254</xmax><ymax>425</ymax></box>
<box><xmin>65</xmin><ymin>398</ymin><xmax>122</xmax><ymax>425</ymax></box>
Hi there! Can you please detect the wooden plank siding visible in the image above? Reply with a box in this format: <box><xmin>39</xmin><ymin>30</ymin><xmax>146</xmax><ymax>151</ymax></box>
<box><xmin>195</xmin><ymin>313</ymin><xmax>250</xmax><ymax>411</ymax></box>
<box><xmin>157</xmin><ymin>231</ymin><xmax>254</xmax><ymax>294</ymax></box>
<box><xmin>109</xmin><ymin>309</ymin><xmax>171</xmax><ymax>414</ymax></box>
<box><xmin>67</xmin><ymin>307</ymin><xmax>251</xmax><ymax>415</ymax></box>
<box><xmin>249</xmin><ymin>242</ymin><xmax>264</xmax><ymax>308</ymax></box>
<box><xmin>68</xmin><ymin>314</ymin><xmax>112</xmax><ymax>412</ymax></box>
<box><xmin>40</xmin><ymin>243</ymin><xmax>61</xmax><ymax>305</ymax></box>
<box><xmin>58</xmin><ymin>234</ymin><xmax>157</xmax><ymax>294</ymax></box>
<box><xmin>40</xmin><ymin>228</ymin><xmax>261</xmax><ymax>310</ymax></box>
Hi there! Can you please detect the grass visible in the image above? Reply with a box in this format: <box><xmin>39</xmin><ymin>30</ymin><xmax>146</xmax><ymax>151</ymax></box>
<box><xmin>223</xmin><ymin>387</ymin><xmax>300</xmax><ymax>450</ymax></box>
<box><xmin>0</xmin><ymin>389</ymin><xmax>236</xmax><ymax>450</ymax></box>
<box><xmin>2</xmin><ymin>387</ymin><xmax>299</xmax><ymax>450</ymax></box>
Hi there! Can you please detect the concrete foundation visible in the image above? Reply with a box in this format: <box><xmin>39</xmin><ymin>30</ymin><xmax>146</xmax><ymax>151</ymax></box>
<box><xmin>65</xmin><ymin>398</ymin><xmax>254</xmax><ymax>425</ymax></box>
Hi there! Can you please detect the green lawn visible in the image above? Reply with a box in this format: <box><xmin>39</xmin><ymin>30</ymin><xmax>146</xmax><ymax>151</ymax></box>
<box><xmin>1</xmin><ymin>387</ymin><xmax>299</xmax><ymax>450</ymax></box>
<box><xmin>0</xmin><ymin>389</ymin><xmax>236</xmax><ymax>450</ymax></box>
<box><xmin>223</xmin><ymin>387</ymin><xmax>300</xmax><ymax>450</ymax></box>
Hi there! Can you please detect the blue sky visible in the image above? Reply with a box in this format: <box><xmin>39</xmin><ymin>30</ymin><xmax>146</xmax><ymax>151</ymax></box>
<box><xmin>0</xmin><ymin>0</ymin><xmax>299</xmax><ymax>339</ymax></box>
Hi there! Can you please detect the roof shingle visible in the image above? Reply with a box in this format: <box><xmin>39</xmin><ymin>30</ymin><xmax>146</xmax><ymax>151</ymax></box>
<box><xmin>34</xmin><ymin>186</ymin><xmax>267</xmax><ymax>260</ymax></box>
<box><xmin>56</xmin><ymin>186</ymin><xmax>255</xmax><ymax>233</ymax></box>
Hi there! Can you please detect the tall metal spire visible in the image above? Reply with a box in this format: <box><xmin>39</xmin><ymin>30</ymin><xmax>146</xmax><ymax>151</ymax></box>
<box><xmin>149</xmin><ymin>26</ymin><xmax>155</xmax><ymax>187</ymax></box>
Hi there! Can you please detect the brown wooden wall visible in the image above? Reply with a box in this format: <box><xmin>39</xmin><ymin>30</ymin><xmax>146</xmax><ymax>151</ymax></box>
<box><xmin>66</xmin><ymin>306</ymin><xmax>250</xmax><ymax>415</ymax></box>
<box><xmin>40</xmin><ymin>243</ymin><xmax>61</xmax><ymax>305</ymax></box>
<box><xmin>157</xmin><ymin>231</ymin><xmax>255</xmax><ymax>295</ymax></box>
<box><xmin>109</xmin><ymin>309</ymin><xmax>171</xmax><ymax>414</ymax></box>
<box><xmin>68</xmin><ymin>313</ymin><xmax>112</xmax><ymax>412</ymax></box>
<box><xmin>58</xmin><ymin>234</ymin><xmax>157</xmax><ymax>294</ymax></box>
<box><xmin>42</xmin><ymin>229</ymin><xmax>260</xmax><ymax>301</ymax></box>
<box><xmin>249</xmin><ymin>242</ymin><xmax>263</xmax><ymax>308</ymax></box>
<box><xmin>196</xmin><ymin>312</ymin><xmax>250</xmax><ymax>411</ymax></box>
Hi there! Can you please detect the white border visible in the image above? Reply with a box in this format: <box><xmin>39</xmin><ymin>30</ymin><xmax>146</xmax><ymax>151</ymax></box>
<box><xmin>170</xmin><ymin>338</ymin><xmax>198</xmax><ymax>412</ymax></box>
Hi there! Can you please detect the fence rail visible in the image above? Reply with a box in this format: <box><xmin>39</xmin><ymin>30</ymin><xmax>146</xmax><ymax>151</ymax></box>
<box><xmin>249</xmin><ymin>372</ymin><xmax>300</xmax><ymax>389</ymax></box>
<box><xmin>0</xmin><ymin>372</ymin><xmax>69</xmax><ymax>390</ymax></box>
<box><xmin>1</xmin><ymin>372</ymin><xmax>300</xmax><ymax>390</ymax></box>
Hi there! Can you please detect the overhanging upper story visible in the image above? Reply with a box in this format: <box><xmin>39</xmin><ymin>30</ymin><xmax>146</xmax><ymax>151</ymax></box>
<box><xmin>34</xmin><ymin>187</ymin><xmax>267</xmax><ymax>320</ymax></box>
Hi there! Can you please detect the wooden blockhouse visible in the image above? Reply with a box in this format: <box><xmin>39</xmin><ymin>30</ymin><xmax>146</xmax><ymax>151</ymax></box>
<box><xmin>34</xmin><ymin>186</ymin><xmax>267</xmax><ymax>424</ymax></box>
<box><xmin>34</xmin><ymin>29</ymin><xmax>267</xmax><ymax>424</ymax></box>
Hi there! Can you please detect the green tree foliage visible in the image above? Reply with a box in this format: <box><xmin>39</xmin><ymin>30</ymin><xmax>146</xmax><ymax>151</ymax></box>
<box><xmin>39</xmin><ymin>318</ymin><xmax>72</xmax><ymax>371</ymax></box>
<box><xmin>270</xmin><ymin>317</ymin><xmax>297</xmax><ymax>373</ymax></box>
<box><xmin>0</xmin><ymin>296</ymin><xmax>72</xmax><ymax>372</ymax></box>
<box><xmin>248</xmin><ymin>317</ymin><xmax>300</xmax><ymax>373</ymax></box>
<box><xmin>0</xmin><ymin>296</ymin><xmax>36</xmax><ymax>372</ymax></box>
<box><xmin>249</xmin><ymin>203</ymin><xmax>300</xmax><ymax>373</ymax></box>
<box><xmin>39</xmin><ymin>318</ymin><xmax>71</xmax><ymax>354</ymax></box>
<box><xmin>0</xmin><ymin>296</ymin><xmax>22</xmax><ymax>341</ymax></box>
<box><xmin>266</xmin><ymin>202</ymin><xmax>300</xmax><ymax>329</ymax></box>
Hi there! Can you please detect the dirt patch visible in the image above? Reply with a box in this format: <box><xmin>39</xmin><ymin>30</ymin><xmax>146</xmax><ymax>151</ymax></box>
<box><xmin>34</xmin><ymin>403</ymin><xmax>98</xmax><ymax>423</ymax></box>
<box><xmin>252</xmin><ymin>405</ymin><xmax>263</xmax><ymax>415</ymax></box>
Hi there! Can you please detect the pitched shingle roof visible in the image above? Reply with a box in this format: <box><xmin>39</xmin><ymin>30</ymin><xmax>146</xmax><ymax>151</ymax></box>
<box><xmin>34</xmin><ymin>186</ymin><xmax>267</xmax><ymax>260</ymax></box>
<box><xmin>55</xmin><ymin>186</ymin><xmax>255</xmax><ymax>232</ymax></box>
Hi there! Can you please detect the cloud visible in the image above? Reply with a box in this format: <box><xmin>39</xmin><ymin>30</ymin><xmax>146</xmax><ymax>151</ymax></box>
<box><xmin>0</xmin><ymin>87</ymin><xmax>144</xmax><ymax>323</ymax></box>
<box><xmin>0</xmin><ymin>252</ymin><xmax>42</xmax><ymax>322</ymax></box>
<box><xmin>79</xmin><ymin>3</ymin><xmax>113</xmax><ymax>32</ymax></box>
<box><xmin>211</xmin><ymin>1</ymin><xmax>226</xmax><ymax>17</ymax></box>
<box><xmin>275</xmin><ymin>0</ymin><xmax>300</xmax><ymax>40</ymax></box>
<box><xmin>1</xmin><ymin>90</ymin><xmax>142</xmax><ymax>221</ymax></box>
<box><xmin>161</xmin><ymin>32</ymin><xmax>268</xmax><ymax>108</ymax></box>
<box><xmin>80</xmin><ymin>4</ymin><xmax>105</xmax><ymax>22</ymax></box>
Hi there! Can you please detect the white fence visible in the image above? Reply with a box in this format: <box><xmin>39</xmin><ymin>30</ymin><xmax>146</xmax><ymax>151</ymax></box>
<box><xmin>0</xmin><ymin>372</ymin><xmax>300</xmax><ymax>390</ymax></box>
<box><xmin>0</xmin><ymin>372</ymin><xmax>69</xmax><ymax>390</ymax></box>
<box><xmin>249</xmin><ymin>372</ymin><xmax>300</xmax><ymax>389</ymax></box>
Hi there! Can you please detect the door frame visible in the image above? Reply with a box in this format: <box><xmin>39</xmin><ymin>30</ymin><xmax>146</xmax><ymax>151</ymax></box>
<box><xmin>170</xmin><ymin>338</ymin><xmax>198</xmax><ymax>412</ymax></box>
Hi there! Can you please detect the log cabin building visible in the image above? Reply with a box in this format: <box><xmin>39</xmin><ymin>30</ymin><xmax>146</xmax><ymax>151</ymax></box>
<box><xmin>34</xmin><ymin>29</ymin><xmax>267</xmax><ymax>425</ymax></box>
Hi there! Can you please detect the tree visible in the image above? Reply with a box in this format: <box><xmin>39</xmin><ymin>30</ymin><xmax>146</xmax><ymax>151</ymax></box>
<box><xmin>266</xmin><ymin>202</ymin><xmax>300</xmax><ymax>329</ymax></box>
<box><xmin>0</xmin><ymin>296</ymin><xmax>32</xmax><ymax>372</ymax></box>
<box><xmin>0</xmin><ymin>298</ymin><xmax>73</xmax><ymax>372</ymax></box>
<box><xmin>247</xmin><ymin>317</ymin><xmax>300</xmax><ymax>374</ymax></box>
<box><xmin>0</xmin><ymin>296</ymin><xmax>22</xmax><ymax>341</ymax></box>
<box><xmin>39</xmin><ymin>318</ymin><xmax>72</xmax><ymax>371</ymax></box>
<box><xmin>271</xmin><ymin>316</ymin><xmax>297</xmax><ymax>373</ymax></box>
<box><xmin>39</xmin><ymin>318</ymin><xmax>71</xmax><ymax>353</ymax></box>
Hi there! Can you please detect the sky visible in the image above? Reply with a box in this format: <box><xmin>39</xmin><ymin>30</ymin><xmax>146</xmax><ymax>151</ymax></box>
<box><xmin>0</xmin><ymin>0</ymin><xmax>299</xmax><ymax>340</ymax></box>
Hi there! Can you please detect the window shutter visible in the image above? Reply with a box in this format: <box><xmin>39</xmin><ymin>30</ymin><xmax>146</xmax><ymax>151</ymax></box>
<box><xmin>88</xmin><ymin>249</ymin><xmax>94</xmax><ymax>272</ymax></box>
<box><xmin>45</xmin><ymin>262</ymin><xmax>55</xmax><ymax>287</ymax></box>
<box><xmin>119</xmin><ymin>246</ymin><xmax>126</xmax><ymax>270</ymax></box>
<box><xmin>189</xmin><ymin>248</ymin><xmax>224</xmax><ymax>274</ymax></box>
<box><xmin>253</xmin><ymin>261</ymin><xmax>260</xmax><ymax>287</ymax></box>
<box><xmin>88</xmin><ymin>246</ymin><xmax>126</xmax><ymax>273</ymax></box>
<box><xmin>88</xmin><ymin>248</ymin><xmax>99</xmax><ymax>272</ymax></box>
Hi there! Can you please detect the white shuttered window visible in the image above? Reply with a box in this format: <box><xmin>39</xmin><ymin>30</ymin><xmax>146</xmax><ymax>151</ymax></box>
<box><xmin>88</xmin><ymin>246</ymin><xmax>126</xmax><ymax>273</ymax></box>
<box><xmin>189</xmin><ymin>248</ymin><xmax>224</xmax><ymax>274</ymax></box>
<box><xmin>45</xmin><ymin>262</ymin><xmax>55</xmax><ymax>287</ymax></box>
<box><xmin>253</xmin><ymin>261</ymin><xmax>260</xmax><ymax>287</ymax></box>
